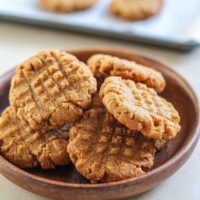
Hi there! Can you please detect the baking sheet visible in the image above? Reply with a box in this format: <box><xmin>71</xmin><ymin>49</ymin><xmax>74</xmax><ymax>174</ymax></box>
<box><xmin>0</xmin><ymin>0</ymin><xmax>200</xmax><ymax>50</ymax></box>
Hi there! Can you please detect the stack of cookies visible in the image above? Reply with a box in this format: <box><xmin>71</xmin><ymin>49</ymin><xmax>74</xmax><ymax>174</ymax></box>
<box><xmin>0</xmin><ymin>50</ymin><xmax>181</xmax><ymax>183</ymax></box>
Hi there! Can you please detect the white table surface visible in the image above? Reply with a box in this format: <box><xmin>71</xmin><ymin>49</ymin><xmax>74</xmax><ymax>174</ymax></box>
<box><xmin>0</xmin><ymin>22</ymin><xmax>200</xmax><ymax>200</ymax></box>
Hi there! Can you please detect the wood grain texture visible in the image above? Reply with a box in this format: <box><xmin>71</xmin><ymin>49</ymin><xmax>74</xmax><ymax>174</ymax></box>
<box><xmin>0</xmin><ymin>48</ymin><xmax>199</xmax><ymax>200</ymax></box>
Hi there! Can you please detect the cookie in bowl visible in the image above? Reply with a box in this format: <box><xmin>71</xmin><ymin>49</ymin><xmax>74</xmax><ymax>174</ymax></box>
<box><xmin>9</xmin><ymin>50</ymin><xmax>97</xmax><ymax>131</ymax></box>
<box><xmin>68</xmin><ymin>107</ymin><xmax>157</xmax><ymax>183</ymax></box>
<box><xmin>0</xmin><ymin>107</ymin><xmax>70</xmax><ymax>169</ymax></box>
<box><xmin>87</xmin><ymin>54</ymin><xmax>166</xmax><ymax>92</ymax></box>
<box><xmin>99</xmin><ymin>76</ymin><xmax>180</xmax><ymax>141</ymax></box>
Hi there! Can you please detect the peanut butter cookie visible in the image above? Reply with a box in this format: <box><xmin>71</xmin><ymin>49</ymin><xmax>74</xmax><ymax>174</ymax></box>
<box><xmin>40</xmin><ymin>0</ymin><xmax>97</xmax><ymax>12</ymax></box>
<box><xmin>110</xmin><ymin>0</ymin><xmax>163</xmax><ymax>20</ymax></box>
<box><xmin>10</xmin><ymin>50</ymin><xmax>97</xmax><ymax>131</ymax></box>
<box><xmin>99</xmin><ymin>76</ymin><xmax>180</xmax><ymax>140</ymax></box>
<box><xmin>67</xmin><ymin>108</ymin><xmax>156</xmax><ymax>183</ymax></box>
<box><xmin>0</xmin><ymin>107</ymin><xmax>70</xmax><ymax>169</ymax></box>
<box><xmin>87</xmin><ymin>54</ymin><xmax>166</xmax><ymax>92</ymax></box>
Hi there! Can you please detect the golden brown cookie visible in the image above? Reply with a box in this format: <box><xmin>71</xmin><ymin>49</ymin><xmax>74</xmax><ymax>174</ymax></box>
<box><xmin>87</xmin><ymin>54</ymin><xmax>166</xmax><ymax>93</ymax></box>
<box><xmin>0</xmin><ymin>107</ymin><xmax>70</xmax><ymax>169</ymax></box>
<box><xmin>110</xmin><ymin>0</ymin><xmax>163</xmax><ymax>20</ymax></box>
<box><xmin>39</xmin><ymin>0</ymin><xmax>97</xmax><ymax>12</ymax></box>
<box><xmin>67</xmin><ymin>108</ymin><xmax>156</xmax><ymax>183</ymax></box>
<box><xmin>10</xmin><ymin>50</ymin><xmax>97</xmax><ymax>131</ymax></box>
<box><xmin>99</xmin><ymin>76</ymin><xmax>181</xmax><ymax>140</ymax></box>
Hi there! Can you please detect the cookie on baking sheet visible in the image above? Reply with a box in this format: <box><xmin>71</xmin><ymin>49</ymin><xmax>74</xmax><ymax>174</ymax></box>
<box><xmin>99</xmin><ymin>76</ymin><xmax>180</xmax><ymax>141</ymax></box>
<box><xmin>9</xmin><ymin>50</ymin><xmax>97</xmax><ymax>131</ymax></box>
<box><xmin>110</xmin><ymin>0</ymin><xmax>163</xmax><ymax>20</ymax></box>
<box><xmin>87</xmin><ymin>54</ymin><xmax>166</xmax><ymax>93</ymax></box>
<box><xmin>67</xmin><ymin>108</ymin><xmax>156</xmax><ymax>183</ymax></box>
<box><xmin>39</xmin><ymin>0</ymin><xmax>97</xmax><ymax>12</ymax></box>
<box><xmin>0</xmin><ymin>107</ymin><xmax>70</xmax><ymax>169</ymax></box>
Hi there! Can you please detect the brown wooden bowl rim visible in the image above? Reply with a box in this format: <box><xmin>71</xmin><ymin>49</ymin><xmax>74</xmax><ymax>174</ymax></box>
<box><xmin>0</xmin><ymin>47</ymin><xmax>199</xmax><ymax>189</ymax></box>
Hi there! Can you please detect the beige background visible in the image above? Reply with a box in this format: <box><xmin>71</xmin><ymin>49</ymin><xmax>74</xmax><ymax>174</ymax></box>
<box><xmin>0</xmin><ymin>22</ymin><xmax>200</xmax><ymax>200</ymax></box>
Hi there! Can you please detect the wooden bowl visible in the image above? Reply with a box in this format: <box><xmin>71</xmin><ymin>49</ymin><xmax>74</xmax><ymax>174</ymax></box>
<box><xmin>0</xmin><ymin>48</ymin><xmax>199</xmax><ymax>200</ymax></box>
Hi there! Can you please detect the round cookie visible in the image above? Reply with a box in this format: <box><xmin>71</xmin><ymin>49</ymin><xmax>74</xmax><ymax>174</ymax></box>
<box><xmin>87</xmin><ymin>54</ymin><xmax>166</xmax><ymax>93</ymax></box>
<box><xmin>68</xmin><ymin>108</ymin><xmax>156</xmax><ymax>183</ymax></box>
<box><xmin>10</xmin><ymin>50</ymin><xmax>97</xmax><ymax>131</ymax></box>
<box><xmin>110</xmin><ymin>0</ymin><xmax>163</xmax><ymax>21</ymax></box>
<box><xmin>39</xmin><ymin>0</ymin><xmax>97</xmax><ymax>12</ymax></box>
<box><xmin>99</xmin><ymin>76</ymin><xmax>181</xmax><ymax>140</ymax></box>
<box><xmin>0</xmin><ymin>107</ymin><xmax>70</xmax><ymax>169</ymax></box>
